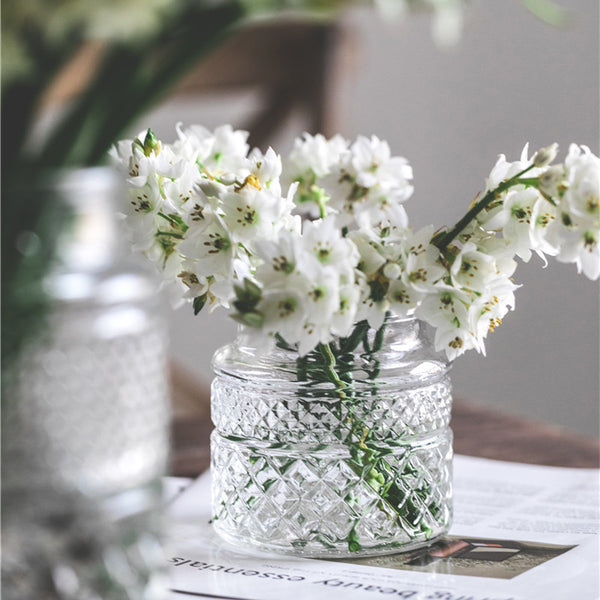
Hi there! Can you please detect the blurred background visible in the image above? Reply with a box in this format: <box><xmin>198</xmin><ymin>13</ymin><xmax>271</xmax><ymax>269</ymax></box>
<box><xmin>6</xmin><ymin>2</ymin><xmax>595</xmax><ymax>595</ymax></box>
<box><xmin>123</xmin><ymin>0</ymin><xmax>599</xmax><ymax>437</ymax></box>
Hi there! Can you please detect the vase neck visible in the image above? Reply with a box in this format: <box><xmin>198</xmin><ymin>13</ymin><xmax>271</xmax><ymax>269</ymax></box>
<box><xmin>50</xmin><ymin>168</ymin><xmax>123</xmax><ymax>272</ymax></box>
<box><xmin>378</xmin><ymin>315</ymin><xmax>421</xmax><ymax>351</ymax></box>
<box><xmin>236</xmin><ymin>314</ymin><xmax>425</xmax><ymax>357</ymax></box>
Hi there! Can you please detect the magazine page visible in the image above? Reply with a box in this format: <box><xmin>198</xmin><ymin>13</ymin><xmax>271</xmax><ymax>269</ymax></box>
<box><xmin>165</xmin><ymin>455</ymin><xmax>600</xmax><ymax>600</ymax></box>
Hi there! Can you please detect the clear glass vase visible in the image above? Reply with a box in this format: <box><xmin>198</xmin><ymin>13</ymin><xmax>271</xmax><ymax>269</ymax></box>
<box><xmin>2</xmin><ymin>168</ymin><xmax>170</xmax><ymax>599</ymax></box>
<box><xmin>210</xmin><ymin>316</ymin><xmax>453</xmax><ymax>558</ymax></box>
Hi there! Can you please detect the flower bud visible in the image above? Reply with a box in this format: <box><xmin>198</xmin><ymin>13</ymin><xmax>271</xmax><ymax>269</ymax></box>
<box><xmin>243</xmin><ymin>277</ymin><xmax>262</xmax><ymax>301</ymax></box>
<box><xmin>241</xmin><ymin>311</ymin><xmax>264</xmax><ymax>329</ymax></box>
<box><xmin>142</xmin><ymin>129</ymin><xmax>161</xmax><ymax>156</ymax></box>
<box><xmin>533</xmin><ymin>143</ymin><xmax>559</xmax><ymax>168</ymax></box>
<box><xmin>383</xmin><ymin>262</ymin><xmax>402</xmax><ymax>279</ymax></box>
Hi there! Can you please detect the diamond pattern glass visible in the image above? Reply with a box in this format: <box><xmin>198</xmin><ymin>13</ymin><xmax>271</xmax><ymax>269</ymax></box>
<box><xmin>211</xmin><ymin>318</ymin><xmax>453</xmax><ymax>557</ymax></box>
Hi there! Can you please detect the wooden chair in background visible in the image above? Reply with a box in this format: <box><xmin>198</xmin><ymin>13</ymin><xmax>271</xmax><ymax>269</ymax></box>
<box><xmin>174</xmin><ymin>21</ymin><xmax>351</xmax><ymax>148</ymax></box>
<box><xmin>44</xmin><ymin>21</ymin><xmax>352</xmax><ymax>148</ymax></box>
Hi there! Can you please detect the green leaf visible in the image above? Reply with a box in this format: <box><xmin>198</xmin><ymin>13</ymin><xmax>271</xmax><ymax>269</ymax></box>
<box><xmin>231</xmin><ymin>311</ymin><xmax>263</xmax><ymax>328</ymax></box>
<box><xmin>274</xmin><ymin>334</ymin><xmax>295</xmax><ymax>351</ymax></box>
<box><xmin>193</xmin><ymin>294</ymin><xmax>208</xmax><ymax>315</ymax></box>
<box><xmin>521</xmin><ymin>0</ymin><xmax>570</xmax><ymax>27</ymax></box>
<box><xmin>243</xmin><ymin>277</ymin><xmax>262</xmax><ymax>299</ymax></box>
<box><xmin>339</xmin><ymin>320</ymin><xmax>370</xmax><ymax>353</ymax></box>
<box><xmin>372</xmin><ymin>321</ymin><xmax>386</xmax><ymax>352</ymax></box>
<box><xmin>33</xmin><ymin>3</ymin><xmax>247</xmax><ymax>168</ymax></box>
<box><xmin>347</xmin><ymin>526</ymin><xmax>361</xmax><ymax>553</ymax></box>
<box><xmin>262</xmin><ymin>478</ymin><xmax>277</xmax><ymax>492</ymax></box>
<box><xmin>241</xmin><ymin>311</ymin><xmax>264</xmax><ymax>328</ymax></box>
<box><xmin>158</xmin><ymin>211</ymin><xmax>189</xmax><ymax>232</ymax></box>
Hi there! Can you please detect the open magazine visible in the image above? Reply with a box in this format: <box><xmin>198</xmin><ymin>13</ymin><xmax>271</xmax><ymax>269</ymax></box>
<box><xmin>164</xmin><ymin>455</ymin><xmax>600</xmax><ymax>600</ymax></box>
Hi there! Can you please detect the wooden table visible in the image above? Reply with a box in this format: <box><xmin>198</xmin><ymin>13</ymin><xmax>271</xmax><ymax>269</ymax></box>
<box><xmin>169</xmin><ymin>365</ymin><xmax>599</xmax><ymax>477</ymax></box>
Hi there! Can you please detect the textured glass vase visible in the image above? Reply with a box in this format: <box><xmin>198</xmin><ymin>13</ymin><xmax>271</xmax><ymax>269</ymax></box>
<box><xmin>211</xmin><ymin>316</ymin><xmax>453</xmax><ymax>558</ymax></box>
<box><xmin>2</xmin><ymin>169</ymin><xmax>170</xmax><ymax>599</ymax></box>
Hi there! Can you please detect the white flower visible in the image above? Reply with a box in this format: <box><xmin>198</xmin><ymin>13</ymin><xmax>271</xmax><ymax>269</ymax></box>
<box><xmin>529</xmin><ymin>196</ymin><xmax>560</xmax><ymax>258</ymax></box>
<box><xmin>378</xmin><ymin>226</ymin><xmax>446</xmax><ymax>318</ymax></box>
<box><xmin>349</xmin><ymin>135</ymin><xmax>411</xmax><ymax>190</ymax></box>
<box><xmin>173</xmin><ymin>122</ymin><xmax>213</xmax><ymax>163</ymax></box>
<box><xmin>177</xmin><ymin>215</ymin><xmax>233</xmax><ymax>278</ymax></box>
<box><xmin>331</xmin><ymin>280</ymin><xmax>361</xmax><ymax>337</ymax></box>
<box><xmin>249</xmin><ymin>147</ymin><xmax>283</xmax><ymax>191</ymax></box>
<box><xmin>120</xmin><ymin>177</ymin><xmax>163</xmax><ymax>249</ymax></box>
<box><xmin>177</xmin><ymin>262</ymin><xmax>209</xmax><ymax>300</ymax></box>
<box><xmin>348</xmin><ymin>229</ymin><xmax>390</xmax><ymax>329</ymax></box>
<box><xmin>297</xmin><ymin>265</ymin><xmax>343</xmax><ymax>354</ymax></box>
<box><xmin>180</xmin><ymin>189</ymin><xmax>212</xmax><ymax>233</ymax></box>
<box><xmin>468</xmin><ymin>277</ymin><xmax>518</xmax><ymax>346</ymax></box>
<box><xmin>549</xmin><ymin>145</ymin><xmax>600</xmax><ymax>280</ymax></box>
<box><xmin>475</xmin><ymin>235</ymin><xmax>518</xmax><ymax>278</ymax></box>
<box><xmin>387</xmin><ymin>279</ymin><xmax>420</xmax><ymax>317</ymax></box>
<box><xmin>286</xmin><ymin>132</ymin><xmax>349</xmax><ymax>180</ymax></box>
<box><xmin>186</xmin><ymin>123</ymin><xmax>249</xmax><ymax>175</ymax></box>
<box><xmin>161</xmin><ymin>159</ymin><xmax>205</xmax><ymax>211</ymax></box>
<box><xmin>481</xmin><ymin>187</ymin><xmax>551</xmax><ymax>262</ymax></box>
<box><xmin>478</xmin><ymin>144</ymin><xmax>564</xmax><ymax>263</ymax></box>
<box><xmin>282</xmin><ymin>133</ymin><xmax>349</xmax><ymax>219</ymax></box>
<box><xmin>220</xmin><ymin>186</ymin><xmax>280</xmax><ymax>245</ymax></box>
<box><xmin>555</xmin><ymin>226</ymin><xmax>600</xmax><ymax>280</ymax></box>
<box><xmin>348</xmin><ymin>227</ymin><xmax>401</xmax><ymax>329</ymax></box>
<box><xmin>352</xmin><ymin>190</ymin><xmax>410</xmax><ymax>233</ymax></box>
<box><xmin>258</xmin><ymin>281</ymin><xmax>310</xmax><ymax>346</ymax></box>
<box><xmin>484</xmin><ymin>144</ymin><xmax>534</xmax><ymax>191</ymax></box>
<box><xmin>348</xmin><ymin>229</ymin><xmax>388</xmax><ymax>275</ymax></box>
<box><xmin>538</xmin><ymin>165</ymin><xmax>568</xmax><ymax>199</ymax></box>
<box><xmin>251</xmin><ymin>224</ymin><xmax>360</xmax><ymax>353</ymax></box>
<box><xmin>416</xmin><ymin>284</ymin><xmax>477</xmax><ymax>360</ymax></box>
<box><xmin>212</xmin><ymin>257</ymin><xmax>253</xmax><ymax>310</ymax></box>
<box><xmin>254</xmin><ymin>228</ymin><xmax>304</xmax><ymax>286</ymax></box>
<box><xmin>301</xmin><ymin>218</ymin><xmax>359</xmax><ymax>274</ymax></box>
<box><xmin>417</xmin><ymin>284</ymin><xmax>469</xmax><ymax>330</ymax></box>
<box><xmin>450</xmin><ymin>241</ymin><xmax>502</xmax><ymax>292</ymax></box>
<box><xmin>355</xmin><ymin>287</ymin><xmax>389</xmax><ymax>331</ymax></box>
<box><xmin>326</xmin><ymin>135</ymin><xmax>414</xmax><ymax>230</ymax></box>
<box><xmin>562</xmin><ymin>144</ymin><xmax>600</xmax><ymax>225</ymax></box>
<box><xmin>398</xmin><ymin>226</ymin><xmax>446</xmax><ymax>293</ymax></box>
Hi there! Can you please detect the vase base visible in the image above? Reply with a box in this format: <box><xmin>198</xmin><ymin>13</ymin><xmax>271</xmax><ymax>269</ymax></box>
<box><xmin>212</xmin><ymin>522</ymin><xmax>448</xmax><ymax>559</ymax></box>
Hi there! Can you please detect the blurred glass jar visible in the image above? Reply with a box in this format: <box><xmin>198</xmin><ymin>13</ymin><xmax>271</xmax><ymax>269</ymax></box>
<box><xmin>1</xmin><ymin>168</ymin><xmax>170</xmax><ymax>599</ymax></box>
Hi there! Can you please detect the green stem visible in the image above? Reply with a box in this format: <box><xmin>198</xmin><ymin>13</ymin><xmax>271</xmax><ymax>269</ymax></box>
<box><xmin>88</xmin><ymin>4</ymin><xmax>245</xmax><ymax>165</ymax></box>
<box><xmin>516</xmin><ymin>177</ymin><xmax>557</xmax><ymax>205</ymax></box>
<box><xmin>317</xmin><ymin>343</ymin><xmax>348</xmax><ymax>395</ymax></box>
<box><xmin>34</xmin><ymin>3</ymin><xmax>246</xmax><ymax>168</ymax></box>
<box><xmin>2</xmin><ymin>23</ymin><xmax>84</xmax><ymax>172</ymax></box>
<box><xmin>433</xmin><ymin>164</ymin><xmax>536</xmax><ymax>252</ymax></box>
<box><xmin>301</xmin><ymin>317</ymin><xmax>439</xmax><ymax>551</ymax></box>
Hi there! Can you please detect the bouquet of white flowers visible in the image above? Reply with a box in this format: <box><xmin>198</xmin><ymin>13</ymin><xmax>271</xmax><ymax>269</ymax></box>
<box><xmin>112</xmin><ymin>126</ymin><xmax>598</xmax><ymax>555</ymax></box>
<box><xmin>112</xmin><ymin>125</ymin><xmax>599</xmax><ymax>361</ymax></box>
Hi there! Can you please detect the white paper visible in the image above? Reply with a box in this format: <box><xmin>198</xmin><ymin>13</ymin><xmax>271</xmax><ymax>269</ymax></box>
<box><xmin>165</xmin><ymin>455</ymin><xmax>600</xmax><ymax>600</ymax></box>
<box><xmin>163</xmin><ymin>476</ymin><xmax>193</xmax><ymax>504</ymax></box>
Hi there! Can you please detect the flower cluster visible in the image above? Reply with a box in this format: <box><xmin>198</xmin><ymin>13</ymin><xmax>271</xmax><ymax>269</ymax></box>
<box><xmin>111</xmin><ymin>125</ymin><xmax>297</xmax><ymax>310</ymax></box>
<box><xmin>112</xmin><ymin>126</ymin><xmax>599</xmax><ymax>360</ymax></box>
<box><xmin>477</xmin><ymin>143</ymin><xmax>600</xmax><ymax>279</ymax></box>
